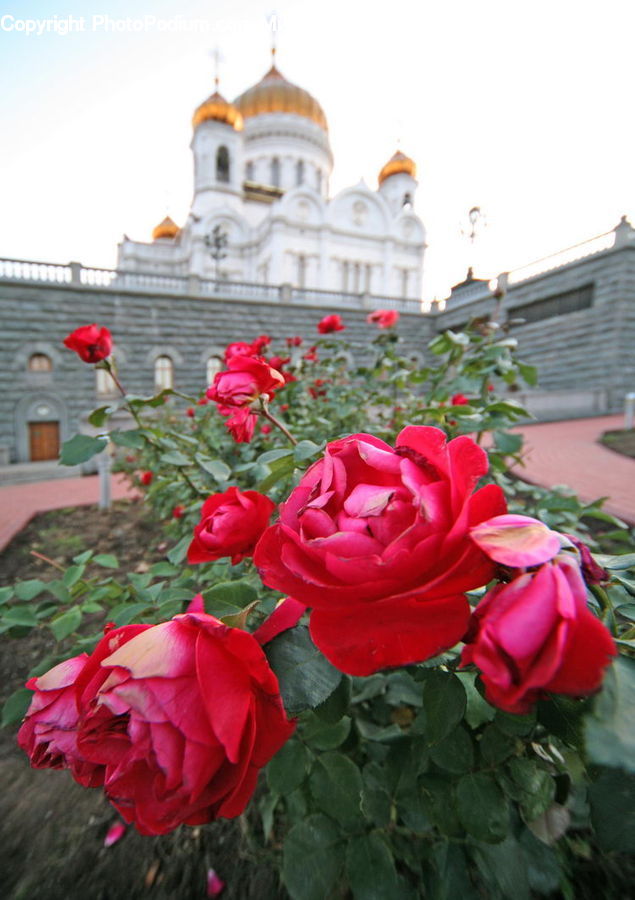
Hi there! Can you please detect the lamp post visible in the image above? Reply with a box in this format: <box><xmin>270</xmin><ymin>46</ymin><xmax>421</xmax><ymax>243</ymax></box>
<box><xmin>205</xmin><ymin>225</ymin><xmax>228</xmax><ymax>287</ymax></box>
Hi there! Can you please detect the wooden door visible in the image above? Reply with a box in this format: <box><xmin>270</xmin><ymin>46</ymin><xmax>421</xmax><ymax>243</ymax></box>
<box><xmin>29</xmin><ymin>422</ymin><xmax>60</xmax><ymax>461</ymax></box>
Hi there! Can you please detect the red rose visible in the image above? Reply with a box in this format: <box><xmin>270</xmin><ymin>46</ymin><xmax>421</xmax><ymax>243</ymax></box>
<box><xmin>251</xmin><ymin>334</ymin><xmax>271</xmax><ymax>354</ymax></box>
<box><xmin>451</xmin><ymin>393</ymin><xmax>469</xmax><ymax>406</ymax></box>
<box><xmin>224</xmin><ymin>406</ymin><xmax>257</xmax><ymax>443</ymax></box>
<box><xmin>186</xmin><ymin>407</ymin><xmax>195</xmax><ymax>418</ymax></box>
<box><xmin>367</xmin><ymin>309</ymin><xmax>399</xmax><ymax>329</ymax></box>
<box><xmin>188</xmin><ymin>487</ymin><xmax>276</xmax><ymax>565</ymax></box>
<box><xmin>197</xmin><ymin>396</ymin><xmax>209</xmax><ymax>406</ymax></box>
<box><xmin>303</xmin><ymin>346</ymin><xmax>319</xmax><ymax>362</ymax></box>
<box><xmin>254</xmin><ymin>426</ymin><xmax>506</xmax><ymax>675</ymax></box>
<box><xmin>172</xmin><ymin>505</ymin><xmax>185</xmax><ymax>519</ymax></box>
<box><xmin>63</xmin><ymin>324</ymin><xmax>112</xmax><ymax>363</ymax></box>
<box><xmin>206</xmin><ymin>357</ymin><xmax>285</xmax><ymax>410</ymax></box>
<box><xmin>460</xmin><ymin>555</ymin><xmax>616</xmax><ymax>713</ymax></box>
<box><xmin>18</xmin><ymin>611</ymin><xmax>294</xmax><ymax>835</ymax></box>
<box><xmin>223</xmin><ymin>341</ymin><xmax>255</xmax><ymax>364</ymax></box>
<box><xmin>286</xmin><ymin>336</ymin><xmax>303</xmax><ymax>347</ymax></box>
<box><xmin>260</xmin><ymin>424</ymin><xmax>272</xmax><ymax>435</ymax></box>
<box><xmin>140</xmin><ymin>471</ymin><xmax>153</xmax><ymax>486</ymax></box>
<box><xmin>317</xmin><ymin>314</ymin><xmax>345</xmax><ymax>334</ymax></box>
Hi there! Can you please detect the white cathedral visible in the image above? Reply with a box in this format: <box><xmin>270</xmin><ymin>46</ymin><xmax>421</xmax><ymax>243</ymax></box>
<box><xmin>117</xmin><ymin>53</ymin><xmax>426</xmax><ymax>300</ymax></box>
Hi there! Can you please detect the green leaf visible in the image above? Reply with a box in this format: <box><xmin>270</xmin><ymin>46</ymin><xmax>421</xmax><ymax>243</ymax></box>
<box><xmin>595</xmin><ymin>552</ymin><xmax>635</xmax><ymax>571</ymax></box>
<box><xmin>430</xmin><ymin>725</ymin><xmax>474</xmax><ymax>774</ymax></box>
<box><xmin>264</xmin><ymin>625</ymin><xmax>342</xmax><ymax>716</ymax></box>
<box><xmin>537</xmin><ymin>694</ymin><xmax>588</xmax><ymax>748</ymax></box>
<box><xmin>494</xmin><ymin>708</ymin><xmax>536</xmax><ymax>736</ymax></box>
<box><xmin>314</xmin><ymin>675</ymin><xmax>352</xmax><ymax>723</ymax></box>
<box><xmin>195</xmin><ymin>455</ymin><xmax>231</xmax><ymax>482</ymax></box>
<box><xmin>0</xmin><ymin>586</ymin><xmax>13</xmax><ymax>605</ymax></box>
<box><xmin>422</xmin><ymin>671</ymin><xmax>466</xmax><ymax>744</ymax></box>
<box><xmin>257</xmin><ymin>454</ymin><xmax>296</xmax><ymax>491</ymax></box>
<box><xmin>110</xmin><ymin>429</ymin><xmax>146</xmax><ymax>449</ymax></box>
<box><xmin>301</xmin><ymin>713</ymin><xmax>351</xmax><ymax>750</ymax></box>
<box><xmin>1</xmin><ymin>607</ymin><xmax>38</xmax><ymax>628</ymax></box>
<box><xmin>62</xmin><ymin>564</ymin><xmax>85</xmax><ymax>588</ymax></box>
<box><xmin>88</xmin><ymin>405</ymin><xmax>112</xmax><ymax>427</ymax></box>
<box><xmin>472</xmin><ymin>836</ymin><xmax>530</xmax><ymax>900</ymax></box>
<box><xmin>108</xmin><ymin>601</ymin><xmax>150</xmax><ymax>626</ymax></box>
<box><xmin>479</xmin><ymin>724</ymin><xmax>516</xmax><ymax>765</ymax></box>
<box><xmin>456</xmin><ymin>772</ymin><xmax>509</xmax><ymax>843</ymax></box>
<box><xmin>93</xmin><ymin>553</ymin><xmax>119</xmax><ymax>568</ymax></box>
<box><xmin>59</xmin><ymin>434</ymin><xmax>107</xmax><ymax>465</ymax></box>
<box><xmin>73</xmin><ymin>550</ymin><xmax>93</xmax><ymax>565</ymax></box>
<box><xmin>585</xmin><ymin>656</ymin><xmax>635</xmax><ymax>773</ymax></box>
<box><xmin>519</xmin><ymin>828</ymin><xmax>561</xmax><ymax>895</ymax></box>
<box><xmin>203</xmin><ymin>581</ymin><xmax>258</xmax><ymax>610</ymax></box>
<box><xmin>258</xmin><ymin>448</ymin><xmax>294</xmax><ymax>465</ymax></box>
<box><xmin>346</xmin><ymin>833</ymin><xmax>401</xmax><ymax>900</ymax></box>
<box><xmin>589</xmin><ymin>768</ymin><xmax>635</xmax><ymax>852</ymax></box>
<box><xmin>456</xmin><ymin>671</ymin><xmax>496</xmax><ymax>728</ymax></box>
<box><xmin>507</xmin><ymin>758</ymin><xmax>555</xmax><ymax>822</ymax></box>
<box><xmin>267</xmin><ymin>740</ymin><xmax>312</xmax><ymax>795</ymax></box>
<box><xmin>1</xmin><ymin>687</ymin><xmax>33</xmax><ymax>727</ymax></box>
<box><xmin>518</xmin><ymin>362</ymin><xmax>538</xmax><ymax>386</ymax></box>
<box><xmin>420</xmin><ymin>775</ymin><xmax>463</xmax><ymax>837</ymax></box>
<box><xmin>282</xmin><ymin>814</ymin><xmax>344</xmax><ymax>900</ymax></box>
<box><xmin>361</xmin><ymin>763</ymin><xmax>392</xmax><ymax>828</ymax></box>
<box><xmin>309</xmin><ymin>752</ymin><xmax>363</xmax><ymax>830</ymax></box>
<box><xmin>149</xmin><ymin>562</ymin><xmax>180</xmax><ymax>577</ymax></box>
<box><xmin>385</xmin><ymin>672</ymin><xmax>423</xmax><ymax>707</ymax></box>
<box><xmin>294</xmin><ymin>440</ymin><xmax>322</xmax><ymax>462</ymax></box>
<box><xmin>14</xmin><ymin>579</ymin><xmax>47</xmax><ymax>601</ymax></box>
<box><xmin>431</xmin><ymin>843</ymin><xmax>479</xmax><ymax>900</ymax></box>
<box><xmin>167</xmin><ymin>534</ymin><xmax>191</xmax><ymax>565</ymax></box>
<box><xmin>159</xmin><ymin>450</ymin><xmax>191</xmax><ymax>466</ymax></box>
<box><xmin>49</xmin><ymin>606</ymin><xmax>82</xmax><ymax>641</ymax></box>
<box><xmin>493</xmin><ymin>430</ymin><xmax>523</xmax><ymax>455</ymax></box>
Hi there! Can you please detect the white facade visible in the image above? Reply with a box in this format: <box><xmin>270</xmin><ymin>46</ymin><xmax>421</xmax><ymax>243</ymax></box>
<box><xmin>117</xmin><ymin>64</ymin><xmax>427</xmax><ymax>300</ymax></box>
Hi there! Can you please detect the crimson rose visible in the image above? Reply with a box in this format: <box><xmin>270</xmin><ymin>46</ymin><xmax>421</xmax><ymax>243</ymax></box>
<box><xmin>18</xmin><ymin>608</ymin><xmax>294</xmax><ymax>835</ymax></box>
<box><xmin>317</xmin><ymin>314</ymin><xmax>345</xmax><ymax>333</ymax></box>
<box><xmin>63</xmin><ymin>324</ymin><xmax>112</xmax><ymax>363</ymax></box>
<box><xmin>460</xmin><ymin>555</ymin><xmax>616</xmax><ymax>713</ymax></box>
<box><xmin>206</xmin><ymin>356</ymin><xmax>284</xmax><ymax>409</ymax></box>
<box><xmin>367</xmin><ymin>309</ymin><xmax>399</xmax><ymax>329</ymax></box>
<box><xmin>254</xmin><ymin>426</ymin><xmax>506</xmax><ymax>675</ymax></box>
<box><xmin>188</xmin><ymin>487</ymin><xmax>275</xmax><ymax>564</ymax></box>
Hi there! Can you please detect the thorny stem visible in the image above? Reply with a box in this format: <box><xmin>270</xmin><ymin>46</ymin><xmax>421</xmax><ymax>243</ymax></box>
<box><xmin>258</xmin><ymin>400</ymin><xmax>298</xmax><ymax>446</ymax></box>
<box><xmin>30</xmin><ymin>550</ymin><xmax>65</xmax><ymax>572</ymax></box>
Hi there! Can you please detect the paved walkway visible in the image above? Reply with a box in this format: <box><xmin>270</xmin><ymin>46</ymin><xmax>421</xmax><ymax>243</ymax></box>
<box><xmin>512</xmin><ymin>415</ymin><xmax>635</xmax><ymax>524</ymax></box>
<box><xmin>0</xmin><ymin>416</ymin><xmax>632</xmax><ymax>555</ymax></box>
<box><xmin>0</xmin><ymin>474</ymin><xmax>138</xmax><ymax>554</ymax></box>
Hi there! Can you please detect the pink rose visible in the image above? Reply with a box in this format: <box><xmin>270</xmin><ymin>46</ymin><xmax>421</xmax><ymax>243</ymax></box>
<box><xmin>317</xmin><ymin>314</ymin><xmax>345</xmax><ymax>334</ymax></box>
<box><xmin>63</xmin><ymin>324</ymin><xmax>113</xmax><ymax>363</ymax></box>
<box><xmin>206</xmin><ymin>357</ymin><xmax>285</xmax><ymax>410</ymax></box>
<box><xmin>367</xmin><ymin>309</ymin><xmax>399</xmax><ymax>329</ymax></box>
<box><xmin>461</xmin><ymin>555</ymin><xmax>616</xmax><ymax>713</ymax></box>
<box><xmin>223</xmin><ymin>341</ymin><xmax>255</xmax><ymax>364</ymax></box>
<box><xmin>254</xmin><ymin>426</ymin><xmax>506</xmax><ymax>675</ymax></box>
<box><xmin>188</xmin><ymin>487</ymin><xmax>275</xmax><ymax>564</ymax></box>
<box><xmin>19</xmin><ymin>611</ymin><xmax>294</xmax><ymax>835</ymax></box>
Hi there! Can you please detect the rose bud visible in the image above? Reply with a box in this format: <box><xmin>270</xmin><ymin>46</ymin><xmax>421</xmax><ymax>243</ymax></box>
<box><xmin>172</xmin><ymin>505</ymin><xmax>185</xmax><ymax>519</ymax></box>
<box><xmin>186</xmin><ymin>407</ymin><xmax>195</xmax><ymax>418</ymax></box>
<box><xmin>255</xmin><ymin>426</ymin><xmax>507</xmax><ymax>675</ymax></box>
<box><xmin>260</xmin><ymin>424</ymin><xmax>272</xmax><ymax>435</ymax></box>
<box><xmin>63</xmin><ymin>324</ymin><xmax>113</xmax><ymax>363</ymax></box>
<box><xmin>317</xmin><ymin>314</ymin><xmax>345</xmax><ymax>334</ymax></box>
<box><xmin>367</xmin><ymin>309</ymin><xmax>399</xmax><ymax>329</ymax></box>
<box><xmin>251</xmin><ymin>334</ymin><xmax>272</xmax><ymax>354</ymax></box>
<box><xmin>223</xmin><ymin>341</ymin><xmax>255</xmax><ymax>364</ymax></box>
<box><xmin>451</xmin><ymin>393</ymin><xmax>469</xmax><ymax>406</ymax></box>
<box><xmin>460</xmin><ymin>555</ymin><xmax>616</xmax><ymax>713</ymax></box>
<box><xmin>140</xmin><ymin>471</ymin><xmax>153</xmax><ymax>486</ymax></box>
<box><xmin>286</xmin><ymin>336</ymin><xmax>303</xmax><ymax>347</ymax></box>
<box><xmin>188</xmin><ymin>487</ymin><xmax>275</xmax><ymax>564</ymax></box>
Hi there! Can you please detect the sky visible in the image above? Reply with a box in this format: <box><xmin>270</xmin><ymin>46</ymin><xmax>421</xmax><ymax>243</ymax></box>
<box><xmin>0</xmin><ymin>0</ymin><xmax>633</xmax><ymax>300</ymax></box>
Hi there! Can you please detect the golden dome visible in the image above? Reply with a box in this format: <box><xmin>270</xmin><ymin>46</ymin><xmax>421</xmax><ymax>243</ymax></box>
<box><xmin>378</xmin><ymin>150</ymin><xmax>417</xmax><ymax>185</ymax></box>
<box><xmin>152</xmin><ymin>216</ymin><xmax>179</xmax><ymax>241</ymax></box>
<box><xmin>234</xmin><ymin>64</ymin><xmax>328</xmax><ymax>130</ymax></box>
<box><xmin>192</xmin><ymin>89</ymin><xmax>243</xmax><ymax>130</ymax></box>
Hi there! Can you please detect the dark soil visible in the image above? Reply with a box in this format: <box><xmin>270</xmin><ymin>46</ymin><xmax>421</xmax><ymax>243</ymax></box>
<box><xmin>600</xmin><ymin>428</ymin><xmax>635</xmax><ymax>459</ymax></box>
<box><xmin>0</xmin><ymin>500</ymin><xmax>287</xmax><ymax>900</ymax></box>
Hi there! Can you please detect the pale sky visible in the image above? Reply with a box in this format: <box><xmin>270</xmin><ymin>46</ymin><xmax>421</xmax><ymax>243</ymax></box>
<box><xmin>1</xmin><ymin>0</ymin><xmax>633</xmax><ymax>300</ymax></box>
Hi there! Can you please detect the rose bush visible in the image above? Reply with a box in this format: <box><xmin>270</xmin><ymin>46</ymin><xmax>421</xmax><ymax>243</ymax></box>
<box><xmin>255</xmin><ymin>425</ymin><xmax>507</xmax><ymax>674</ymax></box>
<box><xmin>188</xmin><ymin>487</ymin><xmax>275</xmax><ymax>565</ymax></box>
<box><xmin>18</xmin><ymin>604</ymin><xmax>294</xmax><ymax>835</ymax></box>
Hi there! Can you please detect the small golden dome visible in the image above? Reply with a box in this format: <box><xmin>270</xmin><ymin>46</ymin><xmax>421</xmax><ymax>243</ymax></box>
<box><xmin>192</xmin><ymin>89</ymin><xmax>244</xmax><ymax>130</ymax></box>
<box><xmin>378</xmin><ymin>150</ymin><xmax>417</xmax><ymax>185</ymax></box>
<box><xmin>234</xmin><ymin>64</ymin><xmax>327</xmax><ymax>131</ymax></box>
<box><xmin>152</xmin><ymin>216</ymin><xmax>179</xmax><ymax>241</ymax></box>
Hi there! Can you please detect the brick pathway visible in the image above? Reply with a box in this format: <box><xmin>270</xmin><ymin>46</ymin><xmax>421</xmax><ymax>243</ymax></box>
<box><xmin>0</xmin><ymin>415</ymin><xmax>632</xmax><ymax>555</ymax></box>
<box><xmin>0</xmin><ymin>474</ymin><xmax>138</xmax><ymax>554</ymax></box>
<box><xmin>512</xmin><ymin>414</ymin><xmax>635</xmax><ymax>524</ymax></box>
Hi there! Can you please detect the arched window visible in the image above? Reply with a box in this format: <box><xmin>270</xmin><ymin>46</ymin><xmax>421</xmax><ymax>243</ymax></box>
<box><xmin>271</xmin><ymin>157</ymin><xmax>280</xmax><ymax>187</ymax></box>
<box><xmin>155</xmin><ymin>355</ymin><xmax>174</xmax><ymax>391</ymax></box>
<box><xmin>206</xmin><ymin>356</ymin><xmax>222</xmax><ymax>385</ymax></box>
<box><xmin>216</xmin><ymin>146</ymin><xmax>230</xmax><ymax>183</ymax></box>
<box><xmin>296</xmin><ymin>159</ymin><xmax>304</xmax><ymax>186</ymax></box>
<box><xmin>403</xmin><ymin>192</ymin><xmax>413</xmax><ymax>208</ymax></box>
<box><xmin>96</xmin><ymin>367</ymin><xmax>116</xmax><ymax>397</ymax></box>
<box><xmin>28</xmin><ymin>353</ymin><xmax>52</xmax><ymax>372</ymax></box>
<box><xmin>245</xmin><ymin>161</ymin><xmax>254</xmax><ymax>181</ymax></box>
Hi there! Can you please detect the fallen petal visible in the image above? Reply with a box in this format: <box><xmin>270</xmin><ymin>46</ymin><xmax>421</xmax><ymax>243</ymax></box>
<box><xmin>104</xmin><ymin>821</ymin><xmax>126</xmax><ymax>847</ymax></box>
<box><xmin>207</xmin><ymin>868</ymin><xmax>226</xmax><ymax>897</ymax></box>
